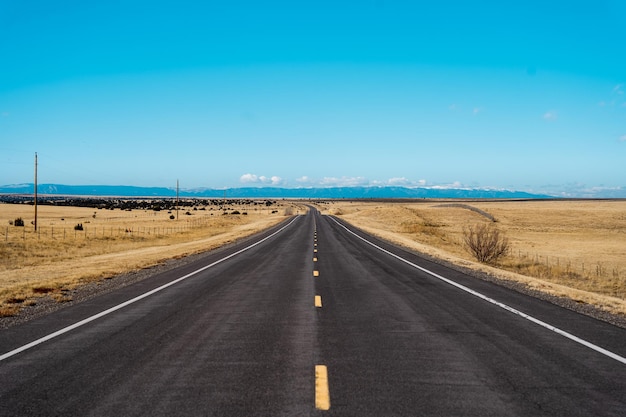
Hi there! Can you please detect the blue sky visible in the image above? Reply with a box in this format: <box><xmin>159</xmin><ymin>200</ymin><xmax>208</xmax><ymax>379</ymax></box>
<box><xmin>1</xmin><ymin>1</ymin><xmax>625</xmax><ymax>196</ymax></box>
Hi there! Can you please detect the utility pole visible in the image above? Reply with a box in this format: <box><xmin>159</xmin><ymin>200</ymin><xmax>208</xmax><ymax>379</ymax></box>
<box><xmin>34</xmin><ymin>152</ymin><xmax>38</xmax><ymax>231</ymax></box>
<box><xmin>176</xmin><ymin>179</ymin><xmax>179</xmax><ymax>220</ymax></box>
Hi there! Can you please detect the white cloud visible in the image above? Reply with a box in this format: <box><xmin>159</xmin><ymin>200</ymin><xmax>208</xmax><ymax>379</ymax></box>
<box><xmin>448</xmin><ymin>104</ymin><xmax>457</xmax><ymax>111</ymax></box>
<box><xmin>239</xmin><ymin>173</ymin><xmax>283</xmax><ymax>185</ymax></box>
<box><xmin>598</xmin><ymin>85</ymin><xmax>626</xmax><ymax>108</ymax></box>
<box><xmin>387</xmin><ymin>177</ymin><xmax>412</xmax><ymax>186</ymax></box>
<box><xmin>543</xmin><ymin>111</ymin><xmax>558</xmax><ymax>121</ymax></box>
<box><xmin>620</xmin><ymin>135</ymin><xmax>626</xmax><ymax>142</ymax></box>
<box><xmin>293</xmin><ymin>176</ymin><xmax>429</xmax><ymax>188</ymax></box>
<box><xmin>472</xmin><ymin>107</ymin><xmax>482</xmax><ymax>115</ymax></box>
<box><xmin>546</xmin><ymin>183</ymin><xmax>626</xmax><ymax>198</ymax></box>
<box><xmin>240</xmin><ymin>173</ymin><xmax>259</xmax><ymax>183</ymax></box>
<box><xmin>383</xmin><ymin>177</ymin><xmax>427</xmax><ymax>187</ymax></box>
<box><xmin>430</xmin><ymin>181</ymin><xmax>464</xmax><ymax>189</ymax></box>
<box><xmin>319</xmin><ymin>176</ymin><xmax>368</xmax><ymax>187</ymax></box>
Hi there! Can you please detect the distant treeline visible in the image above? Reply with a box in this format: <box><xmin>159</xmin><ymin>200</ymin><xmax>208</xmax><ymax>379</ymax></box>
<box><xmin>0</xmin><ymin>195</ymin><xmax>277</xmax><ymax>211</ymax></box>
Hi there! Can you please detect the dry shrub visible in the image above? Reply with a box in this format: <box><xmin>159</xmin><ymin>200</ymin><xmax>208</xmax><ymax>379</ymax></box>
<box><xmin>463</xmin><ymin>223</ymin><xmax>509</xmax><ymax>264</ymax></box>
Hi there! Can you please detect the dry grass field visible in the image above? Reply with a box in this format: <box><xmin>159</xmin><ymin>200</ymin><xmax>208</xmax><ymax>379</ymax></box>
<box><xmin>0</xmin><ymin>200</ymin><xmax>304</xmax><ymax>317</ymax></box>
<box><xmin>3</xmin><ymin>198</ymin><xmax>625</xmax><ymax>320</ymax></box>
<box><xmin>316</xmin><ymin>200</ymin><xmax>626</xmax><ymax>316</ymax></box>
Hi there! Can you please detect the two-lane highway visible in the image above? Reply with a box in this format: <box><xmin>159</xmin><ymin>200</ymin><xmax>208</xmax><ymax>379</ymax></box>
<box><xmin>1</xmin><ymin>208</ymin><xmax>625</xmax><ymax>416</ymax></box>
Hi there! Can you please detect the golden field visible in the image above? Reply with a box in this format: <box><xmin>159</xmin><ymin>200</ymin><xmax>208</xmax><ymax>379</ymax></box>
<box><xmin>315</xmin><ymin>200</ymin><xmax>626</xmax><ymax>316</ymax></box>
<box><xmin>2</xmin><ymin>198</ymin><xmax>625</xmax><ymax>319</ymax></box>
<box><xmin>0</xmin><ymin>200</ymin><xmax>303</xmax><ymax>316</ymax></box>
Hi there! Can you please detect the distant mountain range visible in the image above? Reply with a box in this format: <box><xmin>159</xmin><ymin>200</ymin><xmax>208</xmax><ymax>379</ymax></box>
<box><xmin>0</xmin><ymin>183</ymin><xmax>554</xmax><ymax>199</ymax></box>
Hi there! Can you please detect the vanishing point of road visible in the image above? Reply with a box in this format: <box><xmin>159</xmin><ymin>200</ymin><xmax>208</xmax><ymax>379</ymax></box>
<box><xmin>1</xmin><ymin>208</ymin><xmax>625</xmax><ymax>416</ymax></box>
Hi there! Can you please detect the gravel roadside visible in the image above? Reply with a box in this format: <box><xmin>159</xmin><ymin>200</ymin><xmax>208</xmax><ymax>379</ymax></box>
<box><xmin>430</xmin><ymin>251</ymin><xmax>626</xmax><ymax>329</ymax></box>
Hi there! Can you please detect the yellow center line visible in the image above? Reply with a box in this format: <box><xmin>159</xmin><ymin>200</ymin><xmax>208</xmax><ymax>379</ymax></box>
<box><xmin>313</xmin><ymin>257</ymin><xmax>318</xmax><ymax>262</ymax></box>
<box><xmin>315</xmin><ymin>295</ymin><xmax>322</xmax><ymax>307</ymax></box>
<box><xmin>315</xmin><ymin>365</ymin><xmax>331</xmax><ymax>410</ymax></box>
<box><xmin>313</xmin><ymin>270</ymin><xmax>319</xmax><ymax>277</ymax></box>
<box><xmin>314</xmin><ymin>248</ymin><xmax>318</xmax><ymax>253</ymax></box>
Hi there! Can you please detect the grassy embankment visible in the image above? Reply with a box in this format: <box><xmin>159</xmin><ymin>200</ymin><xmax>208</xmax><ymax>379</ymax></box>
<box><xmin>316</xmin><ymin>200</ymin><xmax>626</xmax><ymax>316</ymax></box>
<box><xmin>0</xmin><ymin>201</ymin><xmax>304</xmax><ymax>317</ymax></box>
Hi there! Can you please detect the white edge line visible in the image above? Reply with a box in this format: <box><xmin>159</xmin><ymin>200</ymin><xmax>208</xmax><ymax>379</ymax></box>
<box><xmin>329</xmin><ymin>216</ymin><xmax>626</xmax><ymax>365</ymax></box>
<box><xmin>0</xmin><ymin>216</ymin><xmax>300</xmax><ymax>362</ymax></box>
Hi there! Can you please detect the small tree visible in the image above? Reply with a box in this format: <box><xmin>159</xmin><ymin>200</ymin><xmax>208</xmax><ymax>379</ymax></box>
<box><xmin>14</xmin><ymin>217</ymin><xmax>25</xmax><ymax>227</ymax></box>
<box><xmin>463</xmin><ymin>223</ymin><xmax>509</xmax><ymax>264</ymax></box>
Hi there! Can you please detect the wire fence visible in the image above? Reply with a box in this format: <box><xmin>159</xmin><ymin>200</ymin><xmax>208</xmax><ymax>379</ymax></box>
<box><xmin>2</xmin><ymin>217</ymin><xmax>217</xmax><ymax>243</ymax></box>
<box><xmin>509</xmin><ymin>250</ymin><xmax>624</xmax><ymax>298</ymax></box>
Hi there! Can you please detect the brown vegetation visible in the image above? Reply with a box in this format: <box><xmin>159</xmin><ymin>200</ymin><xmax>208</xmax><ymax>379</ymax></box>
<box><xmin>463</xmin><ymin>223</ymin><xmax>510</xmax><ymax>264</ymax></box>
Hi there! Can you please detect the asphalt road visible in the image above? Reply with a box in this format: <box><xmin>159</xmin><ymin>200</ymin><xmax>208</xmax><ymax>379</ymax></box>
<box><xmin>1</xmin><ymin>208</ymin><xmax>625</xmax><ymax>416</ymax></box>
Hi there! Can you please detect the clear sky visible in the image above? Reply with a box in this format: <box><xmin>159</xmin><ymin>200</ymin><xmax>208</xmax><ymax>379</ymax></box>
<box><xmin>1</xmin><ymin>1</ymin><xmax>625</xmax><ymax>197</ymax></box>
